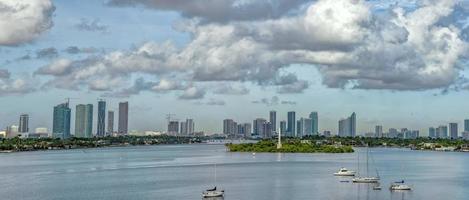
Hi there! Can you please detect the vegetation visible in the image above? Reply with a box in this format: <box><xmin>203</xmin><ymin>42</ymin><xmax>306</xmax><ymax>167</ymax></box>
<box><xmin>226</xmin><ymin>140</ymin><xmax>354</xmax><ymax>153</ymax></box>
<box><xmin>0</xmin><ymin>135</ymin><xmax>202</xmax><ymax>152</ymax></box>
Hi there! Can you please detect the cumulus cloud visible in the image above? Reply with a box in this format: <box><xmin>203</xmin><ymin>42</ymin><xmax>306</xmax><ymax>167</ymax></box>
<box><xmin>75</xmin><ymin>18</ymin><xmax>108</xmax><ymax>33</ymax></box>
<box><xmin>179</xmin><ymin>86</ymin><xmax>206</xmax><ymax>100</ymax></box>
<box><xmin>252</xmin><ymin>96</ymin><xmax>279</xmax><ymax>106</ymax></box>
<box><xmin>33</xmin><ymin>0</ymin><xmax>469</xmax><ymax>98</ymax></box>
<box><xmin>0</xmin><ymin>69</ymin><xmax>35</xmax><ymax>95</ymax></box>
<box><xmin>213</xmin><ymin>84</ymin><xmax>249</xmax><ymax>95</ymax></box>
<box><xmin>35</xmin><ymin>59</ymin><xmax>72</xmax><ymax>76</ymax></box>
<box><xmin>0</xmin><ymin>0</ymin><xmax>55</xmax><ymax>46</ymax></box>
<box><xmin>107</xmin><ymin>0</ymin><xmax>309</xmax><ymax>23</ymax></box>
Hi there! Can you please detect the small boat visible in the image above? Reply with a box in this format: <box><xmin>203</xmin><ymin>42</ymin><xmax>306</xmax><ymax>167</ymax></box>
<box><xmin>352</xmin><ymin>177</ymin><xmax>380</xmax><ymax>183</ymax></box>
<box><xmin>203</xmin><ymin>187</ymin><xmax>224</xmax><ymax>198</ymax></box>
<box><xmin>334</xmin><ymin>167</ymin><xmax>356</xmax><ymax>176</ymax></box>
<box><xmin>373</xmin><ymin>183</ymin><xmax>382</xmax><ymax>190</ymax></box>
<box><xmin>390</xmin><ymin>180</ymin><xmax>411</xmax><ymax>190</ymax></box>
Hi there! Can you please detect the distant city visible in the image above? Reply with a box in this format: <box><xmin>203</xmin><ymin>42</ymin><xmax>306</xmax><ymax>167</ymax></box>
<box><xmin>2</xmin><ymin>101</ymin><xmax>469</xmax><ymax>140</ymax></box>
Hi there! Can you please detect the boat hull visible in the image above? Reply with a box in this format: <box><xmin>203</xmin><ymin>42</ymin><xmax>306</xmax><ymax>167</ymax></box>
<box><xmin>203</xmin><ymin>191</ymin><xmax>224</xmax><ymax>198</ymax></box>
<box><xmin>352</xmin><ymin>177</ymin><xmax>380</xmax><ymax>183</ymax></box>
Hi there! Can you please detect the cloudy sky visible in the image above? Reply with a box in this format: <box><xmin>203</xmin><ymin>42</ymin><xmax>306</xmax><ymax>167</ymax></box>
<box><xmin>0</xmin><ymin>0</ymin><xmax>468</xmax><ymax>135</ymax></box>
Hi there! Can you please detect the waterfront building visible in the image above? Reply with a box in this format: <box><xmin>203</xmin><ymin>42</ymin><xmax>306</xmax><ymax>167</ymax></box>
<box><xmin>118</xmin><ymin>102</ymin><xmax>128</xmax><ymax>135</ymax></box>
<box><xmin>300</xmin><ymin>118</ymin><xmax>312</xmax><ymax>137</ymax></box>
<box><xmin>309</xmin><ymin>112</ymin><xmax>318</xmax><ymax>134</ymax></box>
<box><xmin>388</xmin><ymin>128</ymin><xmax>398</xmax><ymax>138</ymax></box>
<box><xmin>223</xmin><ymin>119</ymin><xmax>237</xmax><ymax>137</ymax></box>
<box><xmin>168</xmin><ymin>121</ymin><xmax>179</xmax><ymax>135</ymax></box>
<box><xmin>263</xmin><ymin>121</ymin><xmax>272</xmax><ymax>138</ymax></box>
<box><xmin>338</xmin><ymin>113</ymin><xmax>356</xmax><ymax>137</ymax></box>
<box><xmin>6</xmin><ymin>125</ymin><xmax>19</xmax><ymax>138</ymax></box>
<box><xmin>253</xmin><ymin>118</ymin><xmax>267</xmax><ymax>137</ymax></box>
<box><xmin>449</xmin><ymin>123</ymin><xmax>458</xmax><ymax>139</ymax></box>
<box><xmin>280</xmin><ymin>120</ymin><xmax>287</xmax><ymax>136</ymax></box>
<box><xmin>180</xmin><ymin>121</ymin><xmax>187</xmax><ymax>135</ymax></box>
<box><xmin>296</xmin><ymin>120</ymin><xmax>302</xmax><ymax>137</ymax></box>
<box><xmin>375</xmin><ymin>125</ymin><xmax>383</xmax><ymax>138</ymax></box>
<box><xmin>463</xmin><ymin>131</ymin><xmax>469</xmax><ymax>140</ymax></box>
<box><xmin>97</xmin><ymin>100</ymin><xmax>106</xmax><ymax>137</ymax></box>
<box><xmin>269</xmin><ymin>111</ymin><xmax>276</xmax><ymax>133</ymax></box>
<box><xmin>75</xmin><ymin>104</ymin><xmax>93</xmax><ymax>138</ymax></box>
<box><xmin>437</xmin><ymin>125</ymin><xmax>448</xmax><ymax>138</ymax></box>
<box><xmin>35</xmin><ymin>127</ymin><xmax>48</xmax><ymax>134</ymax></box>
<box><xmin>107</xmin><ymin>111</ymin><xmax>114</xmax><ymax>135</ymax></box>
<box><xmin>19</xmin><ymin>114</ymin><xmax>29</xmax><ymax>133</ymax></box>
<box><xmin>465</xmin><ymin>119</ymin><xmax>469</xmax><ymax>132</ymax></box>
<box><xmin>429</xmin><ymin>127</ymin><xmax>436</xmax><ymax>138</ymax></box>
<box><xmin>53</xmin><ymin>102</ymin><xmax>71</xmax><ymax>139</ymax></box>
<box><xmin>287</xmin><ymin>111</ymin><xmax>296</xmax><ymax>137</ymax></box>
<box><xmin>186</xmin><ymin>119</ymin><xmax>195</xmax><ymax>135</ymax></box>
<box><xmin>242</xmin><ymin>123</ymin><xmax>251</xmax><ymax>138</ymax></box>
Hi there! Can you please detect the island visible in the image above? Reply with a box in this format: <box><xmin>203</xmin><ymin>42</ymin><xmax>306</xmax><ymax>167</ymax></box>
<box><xmin>226</xmin><ymin>139</ymin><xmax>354</xmax><ymax>153</ymax></box>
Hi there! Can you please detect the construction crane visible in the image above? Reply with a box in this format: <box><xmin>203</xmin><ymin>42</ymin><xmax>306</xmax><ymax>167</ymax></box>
<box><xmin>64</xmin><ymin>97</ymin><xmax>78</xmax><ymax>105</ymax></box>
<box><xmin>166</xmin><ymin>114</ymin><xmax>178</xmax><ymax>123</ymax></box>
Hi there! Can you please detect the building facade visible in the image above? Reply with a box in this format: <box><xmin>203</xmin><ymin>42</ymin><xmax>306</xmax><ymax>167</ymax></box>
<box><xmin>19</xmin><ymin>114</ymin><xmax>29</xmax><ymax>133</ymax></box>
<box><xmin>97</xmin><ymin>100</ymin><xmax>106</xmax><ymax>137</ymax></box>
<box><xmin>53</xmin><ymin>102</ymin><xmax>71</xmax><ymax>139</ymax></box>
<box><xmin>75</xmin><ymin>104</ymin><xmax>93</xmax><ymax>138</ymax></box>
<box><xmin>107</xmin><ymin>111</ymin><xmax>114</xmax><ymax>135</ymax></box>
<box><xmin>287</xmin><ymin>111</ymin><xmax>295</xmax><ymax>137</ymax></box>
<box><xmin>118</xmin><ymin>102</ymin><xmax>128</xmax><ymax>135</ymax></box>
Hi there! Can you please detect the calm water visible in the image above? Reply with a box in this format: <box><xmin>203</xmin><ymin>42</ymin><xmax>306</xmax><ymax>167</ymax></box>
<box><xmin>0</xmin><ymin>145</ymin><xmax>468</xmax><ymax>200</ymax></box>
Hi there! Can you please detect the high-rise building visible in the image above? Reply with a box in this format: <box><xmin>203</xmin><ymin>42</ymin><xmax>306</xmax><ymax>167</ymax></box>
<box><xmin>186</xmin><ymin>119</ymin><xmax>194</xmax><ymax>135</ymax></box>
<box><xmin>287</xmin><ymin>111</ymin><xmax>295</xmax><ymax>137</ymax></box>
<box><xmin>375</xmin><ymin>125</ymin><xmax>383</xmax><ymax>138</ymax></box>
<box><xmin>253</xmin><ymin>118</ymin><xmax>266</xmax><ymax>137</ymax></box>
<box><xmin>18</xmin><ymin>114</ymin><xmax>29</xmax><ymax>133</ymax></box>
<box><xmin>223</xmin><ymin>119</ymin><xmax>237</xmax><ymax>137</ymax></box>
<box><xmin>269</xmin><ymin>111</ymin><xmax>276</xmax><ymax>134</ymax></box>
<box><xmin>6</xmin><ymin>125</ymin><xmax>19</xmax><ymax>138</ymax></box>
<box><xmin>309</xmin><ymin>112</ymin><xmax>318</xmax><ymax>134</ymax></box>
<box><xmin>296</xmin><ymin>120</ymin><xmax>301</xmax><ymax>137</ymax></box>
<box><xmin>75</xmin><ymin>104</ymin><xmax>93</xmax><ymax>138</ymax></box>
<box><xmin>180</xmin><ymin>121</ymin><xmax>187</xmax><ymax>135</ymax></box>
<box><xmin>53</xmin><ymin>102</ymin><xmax>71</xmax><ymax>139</ymax></box>
<box><xmin>242</xmin><ymin>123</ymin><xmax>251</xmax><ymax>138</ymax></box>
<box><xmin>262</xmin><ymin>121</ymin><xmax>272</xmax><ymax>138</ymax></box>
<box><xmin>280</xmin><ymin>120</ymin><xmax>287</xmax><ymax>136</ymax></box>
<box><xmin>168</xmin><ymin>121</ymin><xmax>179</xmax><ymax>135</ymax></box>
<box><xmin>388</xmin><ymin>128</ymin><xmax>398</xmax><ymax>138</ymax></box>
<box><xmin>301</xmin><ymin>118</ymin><xmax>312</xmax><ymax>137</ymax></box>
<box><xmin>338</xmin><ymin>113</ymin><xmax>356</xmax><ymax>137</ymax></box>
<box><xmin>118</xmin><ymin>102</ymin><xmax>128</xmax><ymax>135</ymax></box>
<box><xmin>107</xmin><ymin>111</ymin><xmax>114</xmax><ymax>135</ymax></box>
<box><xmin>97</xmin><ymin>100</ymin><xmax>106</xmax><ymax>137</ymax></box>
<box><xmin>449</xmin><ymin>123</ymin><xmax>458</xmax><ymax>139</ymax></box>
<box><xmin>429</xmin><ymin>127</ymin><xmax>436</xmax><ymax>138</ymax></box>
<box><xmin>465</xmin><ymin>119</ymin><xmax>469</xmax><ymax>132</ymax></box>
<box><xmin>437</xmin><ymin>125</ymin><xmax>448</xmax><ymax>138</ymax></box>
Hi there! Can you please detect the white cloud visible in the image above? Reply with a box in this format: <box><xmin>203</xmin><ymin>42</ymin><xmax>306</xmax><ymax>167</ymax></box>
<box><xmin>179</xmin><ymin>86</ymin><xmax>205</xmax><ymax>100</ymax></box>
<box><xmin>0</xmin><ymin>0</ymin><xmax>55</xmax><ymax>46</ymax></box>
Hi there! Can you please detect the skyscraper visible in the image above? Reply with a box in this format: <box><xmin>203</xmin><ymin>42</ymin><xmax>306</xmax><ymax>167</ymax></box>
<box><xmin>168</xmin><ymin>121</ymin><xmax>179</xmax><ymax>135</ymax></box>
<box><xmin>338</xmin><ymin>113</ymin><xmax>356</xmax><ymax>137</ymax></box>
<box><xmin>75</xmin><ymin>104</ymin><xmax>93</xmax><ymax>138</ymax></box>
<box><xmin>287</xmin><ymin>111</ymin><xmax>295</xmax><ymax>137</ymax></box>
<box><xmin>180</xmin><ymin>121</ymin><xmax>187</xmax><ymax>135</ymax></box>
<box><xmin>118</xmin><ymin>102</ymin><xmax>128</xmax><ymax>135</ymax></box>
<box><xmin>309</xmin><ymin>112</ymin><xmax>318</xmax><ymax>134</ymax></box>
<box><xmin>186</xmin><ymin>119</ymin><xmax>194</xmax><ymax>135</ymax></box>
<box><xmin>53</xmin><ymin>102</ymin><xmax>71</xmax><ymax>139</ymax></box>
<box><xmin>375</xmin><ymin>125</ymin><xmax>383</xmax><ymax>138</ymax></box>
<box><xmin>301</xmin><ymin>117</ymin><xmax>312</xmax><ymax>137</ymax></box>
<box><xmin>429</xmin><ymin>127</ymin><xmax>436</xmax><ymax>138</ymax></box>
<box><xmin>269</xmin><ymin>111</ymin><xmax>276</xmax><ymax>134</ymax></box>
<box><xmin>107</xmin><ymin>111</ymin><xmax>114</xmax><ymax>135</ymax></box>
<box><xmin>223</xmin><ymin>119</ymin><xmax>237</xmax><ymax>137</ymax></box>
<box><xmin>464</xmin><ymin>119</ymin><xmax>469</xmax><ymax>132</ymax></box>
<box><xmin>253</xmin><ymin>118</ymin><xmax>266</xmax><ymax>137</ymax></box>
<box><xmin>449</xmin><ymin>123</ymin><xmax>458</xmax><ymax>139</ymax></box>
<box><xmin>280</xmin><ymin>120</ymin><xmax>287</xmax><ymax>136</ymax></box>
<box><xmin>18</xmin><ymin>114</ymin><xmax>29</xmax><ymax>133</ymax></box>
<box><xmin>241</xmin><ymin>123</ymin><xmax>251</xmax><ymax>138</ymax></box>
<box><xmin>97</xmin><ymin>100</ymin><xmax>106</xmax><ymax>137</ymax></box>
<box><xmin>262</xmin><ymin>121</ymin><xmax>272</xmax><ymax>138</ymax></box>
<box><xmin>437</xmin><ymin>125</ymin><xmax>448</xmax><ymax>138</ymax></box>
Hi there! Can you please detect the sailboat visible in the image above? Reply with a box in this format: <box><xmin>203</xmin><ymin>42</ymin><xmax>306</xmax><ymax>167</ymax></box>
<box><xmin>390</xmin><ymin>180</ymin><xmax>411</xmax><ymax>190</ymax></box>
<box><xmin>352</xmin><ymin>145</ymin><xmax>380</xmax><ymax>183</ymax></box>
<box><xmin>202</xmin><ymin>164</ymin><xmax>224</xmax><ymax>198</ymax></box>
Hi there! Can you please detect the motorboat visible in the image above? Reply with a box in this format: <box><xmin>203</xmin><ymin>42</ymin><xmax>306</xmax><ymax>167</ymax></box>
<box><xmin>390</xmin><ymin>180</ymin><xmax>411</xmax><ymax>190</ymax></box>
<box><xmin>334</xmin><ymin>167</ymin><xmax>356</xmax><ymax>176</ymax></box>
<box><xmin>203</xmin><ymin>187</ymin><xmax>224</xmax><ymax>198</ymax></box>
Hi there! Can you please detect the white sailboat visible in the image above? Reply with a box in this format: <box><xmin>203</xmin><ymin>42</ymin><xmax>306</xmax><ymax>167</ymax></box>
<box><xmin>203</xmin><ymin>164</ymin><xmax>224</xmax><ymax>198</ymax></box>
<box><xmin>352</xmin><ymin>146</ymin><xmax>380</xmax><ymax>183</ymax></box>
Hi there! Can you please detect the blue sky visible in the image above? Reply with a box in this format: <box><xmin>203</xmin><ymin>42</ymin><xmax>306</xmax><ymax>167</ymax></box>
<box><xmin>0</xmin><ymin>0</ymin><xmax>468</xmax><ymax>135</ymax></box>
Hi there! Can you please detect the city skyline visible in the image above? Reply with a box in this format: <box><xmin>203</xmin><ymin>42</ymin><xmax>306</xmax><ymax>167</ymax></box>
<box><xmin>0</xmin><ymin>0</ymin><xmax>469</xmax><ymax>134</ymax></box>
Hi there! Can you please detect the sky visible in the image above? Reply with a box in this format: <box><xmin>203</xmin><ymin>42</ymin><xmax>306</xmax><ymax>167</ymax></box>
<box><xmin>0</xmin><ymin>0</ymin><xmax>469</xmax><ymax>135</ymax></box>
